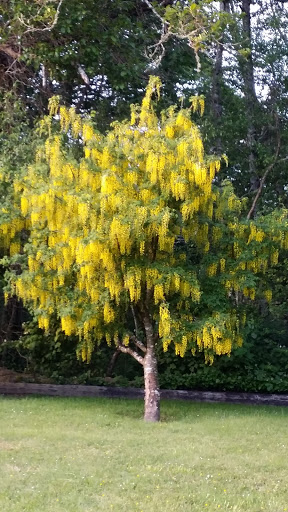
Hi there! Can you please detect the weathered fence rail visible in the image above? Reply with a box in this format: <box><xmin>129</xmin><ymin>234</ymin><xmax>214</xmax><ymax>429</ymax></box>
<box><xmin>1</xmin><ymin>382</ymin><xmax>288</xmax><ymax>406</ymax></box>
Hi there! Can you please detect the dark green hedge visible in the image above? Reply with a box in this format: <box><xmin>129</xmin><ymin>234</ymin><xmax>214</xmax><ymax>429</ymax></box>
<box><xmin>1</xmin><ymin>313</ymin><xmax>288</xmax><ymax>394</ymax></box>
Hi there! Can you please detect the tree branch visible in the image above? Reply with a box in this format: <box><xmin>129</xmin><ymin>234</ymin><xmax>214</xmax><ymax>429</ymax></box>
<box><xmin>106</xmin><ymin>347</ymin><xmax>120</xmax><ymax>377</ymax></box>
<box><xmin>131</xmin><ymin>334</ymin><xmax>147</xmax><ymax>353</ymax></box>
<box><xmin>131</xmin><ymin>305</ymin><xmax>140</xmax><ymax>336</ymax></box>
<box><xmin>142</xmin><ymin>0</ymin><xmax>166</xmax><ymax>24</ymax></box>
<box><xmin>117</xmin><ymin>340</ymin><xmax>144</xmax><ymax>365</ymax></box>
<box><xmin>77</xmin><ymin>65</ymin><xmax>90</xmax><ymax>85</ymax></box>
<box><xmin>143</xmin><ymin>0</ymin><xmax>170</xmax><ymax>70</ymax></box>
<box><xmin>22</xmin><ymin>0</ymin><xmax>64</xmax><ymax>34</ymax></box>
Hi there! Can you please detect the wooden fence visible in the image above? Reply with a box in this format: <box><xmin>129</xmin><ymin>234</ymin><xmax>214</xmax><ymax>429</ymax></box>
<box><xmin>1</xmin><ymin>382</ymin><xmax>288</xmax><ymax>406</ymax></box>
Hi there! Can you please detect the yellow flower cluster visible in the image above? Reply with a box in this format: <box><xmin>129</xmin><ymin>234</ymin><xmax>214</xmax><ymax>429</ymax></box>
<box><xmin>207</xmin><ymin>263</ymin><xmax>217</xmax><ymax>277</ymax></box>
<box><xmin>270</xmin><ymin>249</ymin><xmax>279</xmax><ymax>266</ymax></box>
<box><xmin>194</xmin><ymin>318</ymin><xmax>241</xmax><ymax>362</ymax></box>
<box><xmin>124</xmin><ymin>268</ymin><xmax>142</xmax><ymax>302</ymax></box>
<box><xmin>246</xmin><ymin>258</ymin><xmax>268</xmax><ymax>273</ymax></box>
<box><xmin>61</xmin><ymin>316</ymin><xmax>77</xmax><ymax>336</ymax></box>
<box><xmin>38</xmin><ymin>316</ymin><xmax>50</xmax><ymax>331</ymax></box>
<box><xmin>159</xmin><ymin>303</ymin><xmax>171</xmax><ymax>350</ymax></box>
<box><xmin>243</xmin><ymin>287</ymin><xmax>256</xmax><ymax>300</ymax></box>
<box><xmin>219</xmin><ymin>258</ymin><xmax>225</xmax><ymax>272</ymax></box>
<box><xmin>233</xmin><ymin>242</ymin><xmax>241</xmax><ymax>258</ymax></box>
<box><xmin>248</xmin><ymin>224</ymin><xmax>265</xmax><ymax>244</ymax></box>
<box><xmin>190</xmin><ymin>95</ymin><xmax>205</xmax><ymax>116</ymax></box>
<box><xmin>103</xmin><ymin>302</ymin><xmax>115</xmax><ymax>324</ymax></box>
<box><xmin>264</xmin><ymin>289</ymin><xmax>272</xmax><ymax>303</ymax></box>
<box><xmin>154</xmin><ymin>284</ymin><xmax>165</xmax><ymax>304</ymax></box>
<box><xmin>110</xmin><ymin>218</ymin><xmax>132</xmax><ymax>255</ymax></box>
<box><xmin>9</xmin><ymin>242</ymin><xmax>21</xmax><ymax>256</ymax></box>
<box><xmin>174</xmin><ymin>335</ymin><xmax>189</xmax><ymax>357</ymax></box>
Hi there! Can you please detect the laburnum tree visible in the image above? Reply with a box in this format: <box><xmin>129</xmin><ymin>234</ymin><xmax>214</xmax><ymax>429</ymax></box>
<box><xmin>0</xmin><ymin>77</ymin><xmax>287</xmax><ymax>421</ymax></box>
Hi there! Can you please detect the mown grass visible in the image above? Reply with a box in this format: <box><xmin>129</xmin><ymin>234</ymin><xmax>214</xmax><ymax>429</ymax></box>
<box><xmin>0</xmin><ymin>396</ymin><xmax>288</xmax><ymax>511</ymax></box>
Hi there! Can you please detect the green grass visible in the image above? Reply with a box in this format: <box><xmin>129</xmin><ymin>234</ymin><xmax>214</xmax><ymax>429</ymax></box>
<box><xmin>1</xmin><ymin>397</ymin><xmax>288</xmax><ymax>511</ymax></box>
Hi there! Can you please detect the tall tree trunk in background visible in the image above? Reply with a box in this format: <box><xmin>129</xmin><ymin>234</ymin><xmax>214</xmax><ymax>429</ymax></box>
<box><xmin>240</xmin><ymin>0</ymin><xmax>258</xmax><ymax>180</ymax></box>
<box><xmin>142</xmin><ymin>307</ymin><xmax>160</xmax><ymax>422</ymax></box>
<box><xmin>211</xmin><ymin>1</ymin><xmax>230</xmax><ymax>152</ymax></box>
<box><xmin>106</xmin><ymin>348</ymin><xmax>120</xmax><ymax>377</ymax></box>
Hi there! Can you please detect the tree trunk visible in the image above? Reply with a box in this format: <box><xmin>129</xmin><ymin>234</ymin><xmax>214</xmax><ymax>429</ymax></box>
<box><xmin>142</xmin><ymin>302</ymin><xmax>160</xmax><ymax>422</ymax></box>
<box><xmin>210</xmin><ymin>1</ymin><xmax>230</xmax><ymax>153</ymax></box>
<box><xmin>143</xmin><ymin>340</ymin><xmax>160</xmax><ymax>422</ymax></box>
<box><xmin>240</xmin><ymin>0</ymin><xmax>258</xmax><ymax>178</ymax></box>
<box><xmin>106</xmin><ymin>348</ymin><xmax>120</xmax><ymax>377</ymax></box>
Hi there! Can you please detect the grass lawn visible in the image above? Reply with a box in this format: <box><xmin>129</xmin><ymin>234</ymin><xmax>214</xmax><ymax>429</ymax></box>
<box><xmin>0</xmin><ymin>397</ymin><xmax>288</xmax><ymax>511</ymax></box>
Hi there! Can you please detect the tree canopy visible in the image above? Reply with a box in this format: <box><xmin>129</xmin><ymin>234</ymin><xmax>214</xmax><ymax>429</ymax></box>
<box><xmin>1</xmin><ymin>77</ymin><xmax>287</xmax><ymax>419</ymax></box>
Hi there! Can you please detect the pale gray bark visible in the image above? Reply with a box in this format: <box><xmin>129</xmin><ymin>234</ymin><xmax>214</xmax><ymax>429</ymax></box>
<box><xmin>142</xmin><ymin>303</ymin><xmax>160</xmax><ymax>422</ymax></box>
<box><xmin>143</xmin><ymin>337</ymin><xmax>160</xmax><ymax>422</ymax></box>
<box><xmin>115</xmin><ymin>297</ymin><xmax>160</xmax><ymax>421</ymax></box>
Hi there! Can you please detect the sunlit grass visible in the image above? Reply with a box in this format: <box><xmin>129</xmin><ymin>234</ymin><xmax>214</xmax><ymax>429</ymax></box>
<box><xmin>1</xmin><ymin>396</ymin><xmax>288</xmax><ymax>511</ymax></box>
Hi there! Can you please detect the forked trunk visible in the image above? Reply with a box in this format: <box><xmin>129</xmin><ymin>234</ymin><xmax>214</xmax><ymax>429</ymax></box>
<box><xmin>143</xmin><ymin>341</ymin><xmax>160</xmax><ymax>422</ymax></box>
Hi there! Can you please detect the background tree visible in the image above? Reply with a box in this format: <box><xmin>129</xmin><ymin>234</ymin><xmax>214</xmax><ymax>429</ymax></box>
<box><xmin>0</xmin><ymin>0</ymin><xmax>199</xmax><ymax>126</ymax></box>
